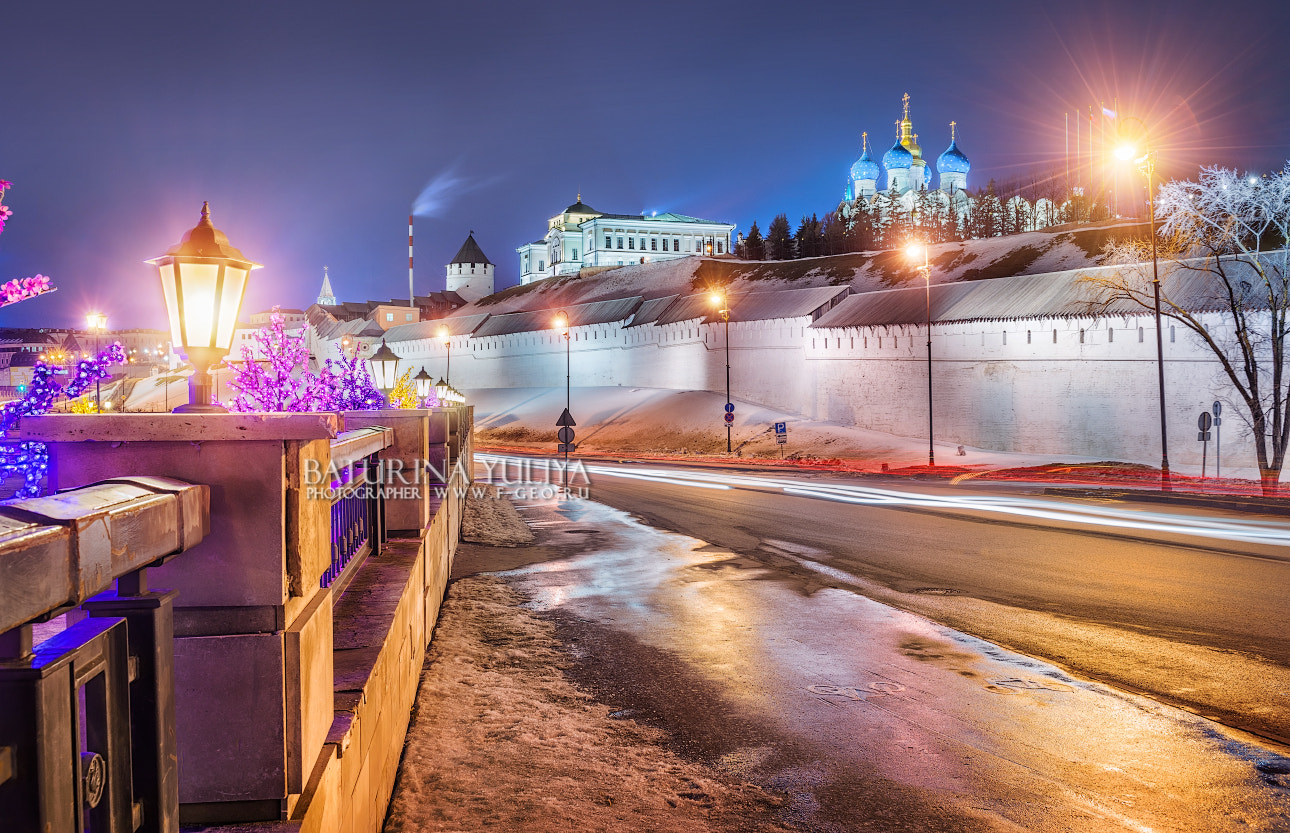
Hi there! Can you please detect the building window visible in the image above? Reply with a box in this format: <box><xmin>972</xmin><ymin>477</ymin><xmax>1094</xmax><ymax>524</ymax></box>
<box><xmin>386</xmin><ymin>313</ymin><xmax>394</xmax><ymax>322</ymax></box>
<box><xmin>1079</xmin><ymin>329</ymin><xmax>1085</xmax><ymax>343</ymax></box>
<box><xmin>572</xmin><ymin>248</ymin><xmax>578</xmax><ymax>260</ymax></box>
<box><xmin>628</xmin><ymin>238</ymin><xmax>635</xmax><ymax>249</ymax></box>
<box><xmin>651</xmin><ymin>239</ymin><xmax>657</xmax><ymax>251</ymax></box>
<box><xmin>606</xmin><ymin>236</ymin><xmax>612</xmax><ymax>249</ymax></box>
<box><xmin>1139</xmin><ymin>326</ymin><xmax>1144</xmax><ymax>342</ymax></box>
<box><xmin>617</xmin><ymin>237</ymin><xmax>623</xmax><ymax>249</ymax></box>
<box><xmin>1003</xmin><ymin>331</ymin><xmax>1007</xmax><ymax>345</ymax></box>
<box><xmin>539</xmin><ymin>260</ymin><xmax>544</xmax><ymax>271</ymax></box>
<box><xmin>1170</xmin><ymin>325</ymin><xmax>1176</xmax><ymax>343</ymax></box>
<box><xmin>717</xmin><ymin>240</ymin><xmax>724</xmax><ymax>254</ymax></box>
<box><xmin>406</xmin><ymin>313</ymin><xmax>414</xmax><ymax>321</ymax></box>
<box><xmin>1053</xmin><ymin>329</ymin><xmax>1057</xmax><ymax>343</ymax></box>
<box><xmin>1108</xmin><ymin>327</ymin><xmax>1114</xmax><ymax>342</ymax></box>
<box><xmin>1027</xmin><ymin>330</ymin><xmax>1032</xmax><ymax>344</ymax></box>
<box><xmin>662</xmin><ymin>239</ymin><xmax>669</xmax><ymax>252</ymax></box>
<box><xmin>639</xmin><ymin>237</ymin><xmax>646</xmax><ymax>250</ymax></box>
<box><xmin>674</xmin><ymin>238</ymin><xmax>680</xmax><ymax>250</ymax></box>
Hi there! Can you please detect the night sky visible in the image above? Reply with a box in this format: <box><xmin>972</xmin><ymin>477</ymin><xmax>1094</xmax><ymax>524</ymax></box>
<box><xmin>2</xmin><ymin>0</ymin><xmax>1288</xmax><ymax>329</ymax></box>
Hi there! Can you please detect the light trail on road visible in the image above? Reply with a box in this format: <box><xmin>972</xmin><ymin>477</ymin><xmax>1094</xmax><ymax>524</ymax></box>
<box><xmin>477</xmin><ymin>454</ymin><xmax>1290</xmax><ymax>548</ymax></box>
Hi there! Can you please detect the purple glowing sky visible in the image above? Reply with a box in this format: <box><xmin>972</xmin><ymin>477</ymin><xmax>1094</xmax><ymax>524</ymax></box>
<box><xmin>1</xmin><ymin>0</ymin><xmax>1287</xmax><ymax>329</ymax></box>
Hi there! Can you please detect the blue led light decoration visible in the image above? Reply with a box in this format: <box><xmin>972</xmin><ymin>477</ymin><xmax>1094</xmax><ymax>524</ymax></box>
<box><xmin>0</xmin><ymin>343</ymin><xmax>126</xmax><ymax>500</ymax></box>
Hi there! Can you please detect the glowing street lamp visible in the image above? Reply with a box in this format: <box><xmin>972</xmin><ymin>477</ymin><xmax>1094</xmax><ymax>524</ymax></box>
<box><xmin>434</xmin><ymin>377</ymin><xmax>450</xmax><ymax>403</ymax></box>
<box><xmin>1115</xmin><ymin>117</ymin><xmax>1171</xmax><ymax>490</ymax></box>
<box><xmin>414</xmin><ymin>366</ymin><xmax>434</xmax><ymax>402</ymax></box>
<box><xmin>710</xmin><ymin>291</ymin><xmax>732</xmax><ymax>453</ymax></box>
<box><xmin>147</xmin><ymin>202</ymin><xmax>261</xmax><ymax>413</ymax></box>
<box><xmin>86</xmin><ymin>311</ymin><xmax>107</xmax><ymax>412</ymax></box>
<box><xmin>367</xmin><ymin>339</ymin><xmax>401</xmax><ymax>398</ymax></box>
<box><xmin>906</xmin><ymin>242</ymin><xmax>935</xmax><ymax>467</ymax></box>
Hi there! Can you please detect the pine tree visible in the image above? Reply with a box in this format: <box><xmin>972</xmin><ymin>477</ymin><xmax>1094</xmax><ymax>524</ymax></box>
<box><xmin>744</xmin><ymin>221</ymin><xmax>765</xmax><ymax>261</ymax></box>
<box><xmin>767</xmin><ymin>214</ymin><xmax>794</xmax><ymax>260</ymax></box>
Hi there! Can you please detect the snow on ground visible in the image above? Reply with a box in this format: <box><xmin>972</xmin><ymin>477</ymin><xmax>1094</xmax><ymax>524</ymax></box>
<box><xmin>469</xmin><ymin>385</ymin><xmax>1105</xmax><ymax>471</ymax></box>
<box><xmin>383</xmin><ymin>573</ymin><xmax>791</xmax><ymax>833</ymax></box>
<box><xmin>460</xmin><ymin>491</ymin><xmax>535</xmax><ymax>546</ymax></box>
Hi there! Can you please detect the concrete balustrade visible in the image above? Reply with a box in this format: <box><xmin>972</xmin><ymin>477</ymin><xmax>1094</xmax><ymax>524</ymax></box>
<box><xmin>18</xmin><ymin>407</ymin><xmax>472</xmax><ymax>830</ymax></box>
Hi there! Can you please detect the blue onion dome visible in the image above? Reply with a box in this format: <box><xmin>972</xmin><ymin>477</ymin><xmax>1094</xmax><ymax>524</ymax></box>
<box><xmin>851</xmin><ymin>149</ymin><xmax>880</xmax><ymax>182</ymax></box>
<box><xmin>883</xmin><ymin>139</ymin><xmax>912</xmax><ymax>170</ymax></box>
<box><xmin>937</xmin><ymin>123</ymin><xmax>971</xmax><ymax>174</ymax></box>
<box><xmin>922</xmin><ymin>164</ymin><xmax>932</xmax><ymax>186</ymax></box>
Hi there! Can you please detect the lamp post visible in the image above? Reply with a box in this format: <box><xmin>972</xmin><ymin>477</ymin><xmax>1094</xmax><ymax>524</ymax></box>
<box><xmin>1116</xmin><ymin>123</ymin><xmax>1171</xmax><ymax>490</ymax></box>
<box><xmin>710</xmin><ymin>292</ymin><xmax>732</xmax><ymax>453</ymax></box>
<box><xmin>147</xmin><ymin>202</ymin><xmax>261</xmax><ymax>413</ymax></box>
<box><xmin>85</xmin><ymin>311</ymin><xmax>107</xmax><ymax>412</ymax></box>
<box><xmin>438</xmin><ymin>326</ymin><xmax>451</xmax><ymax>387</ymax></box>
<box><xmin>367</xmin><ymin>339</ymin><xmax>401</xmax><ymax>403</ymax></box>
<box><xmin>906</xmin><ymin>242</ymin><xmax>935</xmax><ymax>467</ymax></box>
<box><xmin>554</xmin><ymin>310</ymin><xmax>572</xmax><ymax>487</ymax></box>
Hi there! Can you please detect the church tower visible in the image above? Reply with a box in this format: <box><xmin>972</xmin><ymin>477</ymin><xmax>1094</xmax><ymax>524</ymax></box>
<box><xmin>937</xmin><ymin>121</ymin><xmax>972</xmax><ymax>196</ymax></box>
<box><xmin>849</xmin><ymin>132</ymin><xmax>880</xmax><ymax>201</ymax></box>
<box><xmin>316</xmin><ymin>266</ymin><xmax>337</xmax><ymax>306</ymax></box>
<box><xmin>446</xmin><ymin>232</ymin><xmax>495</xmax><ymax>300</ymax></box>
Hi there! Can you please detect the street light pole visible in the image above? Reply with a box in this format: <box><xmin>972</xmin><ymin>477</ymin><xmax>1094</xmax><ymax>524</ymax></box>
<box><xmin>710</xmin><ymin>292</ymin><xmax>733</xmax><ymax>452</ymax></box>
<box><xmin>1144</xmin><ymin>151</ymin><xmax>1172</xmax><ymax>491</ymax></box>
<box><xmin>906</xmin><ymin>245</ymin><xmax>935</xmax><ymax>467</ymax></box>
<box><xmin>1116</xmin><ymin>124</ymin><xmax>1171</xmax><ymax>492</ymax></box>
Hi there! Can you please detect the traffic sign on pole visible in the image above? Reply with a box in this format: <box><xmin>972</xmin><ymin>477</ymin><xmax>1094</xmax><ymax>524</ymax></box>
<box><xmin>724</xmin><ymin>412</ymin><xmax>735</xmax><ymax>424</ymax></box>
<box><xmin>773</xmin><ymin>421</ymin><xmax>787</xmax><ymax>435</ymax></box>
<box><xmin>725</xmin><ymin>403</ymin><xmax>735</xmax><ymax>413</ymax></box>
<box><xmin>556</xmin><ymin>408</ymin><xmax>576</xmax><ymax>427</ymax></box>
<box><xmin>557</xmin><ymin>426</ymin><xmax>575</xmax><ymax>444</ymax></box>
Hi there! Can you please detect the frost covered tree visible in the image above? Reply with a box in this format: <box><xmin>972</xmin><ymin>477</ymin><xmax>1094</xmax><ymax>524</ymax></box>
<box><xmin>1081</xmin><ymin>164</ymin><xmax>1290</xmax><ymax>494</ymax></box>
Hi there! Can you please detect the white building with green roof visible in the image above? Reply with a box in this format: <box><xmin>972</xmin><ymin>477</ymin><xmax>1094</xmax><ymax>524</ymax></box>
<box><xmin>516</xmin><ymin>196</ymin><xmax>736</xmax><ymax>285</ymax></box>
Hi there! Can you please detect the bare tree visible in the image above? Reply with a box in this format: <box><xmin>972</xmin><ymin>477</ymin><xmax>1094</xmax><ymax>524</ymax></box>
<box><xmin>1080</xmin><ymin>164</ymin><xmax>1290</xmax><ymax>493</ymax></box>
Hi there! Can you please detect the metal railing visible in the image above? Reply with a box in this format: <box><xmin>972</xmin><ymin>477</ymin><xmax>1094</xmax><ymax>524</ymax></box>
<box><xmin>324</xmin><ymin>428</ymin><xmax>393</xmax><ymax>590</ymax></box>
<box><xmin>0</xmin><ymin>477</ymin><xmax>209</xmax><ymax>833</ymax></box>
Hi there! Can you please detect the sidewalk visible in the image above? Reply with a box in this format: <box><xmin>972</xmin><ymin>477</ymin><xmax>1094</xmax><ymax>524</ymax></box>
<box><xmin>382</xmin><ymin>495</ymin><xmax>794</xmax><ymax>832</ymax></box>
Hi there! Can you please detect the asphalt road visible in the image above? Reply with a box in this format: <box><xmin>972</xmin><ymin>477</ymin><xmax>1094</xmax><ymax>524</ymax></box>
<box><xmin>481</xmin><ymin>455</ymin><xmax>1290</xmax><ymax>745</ymax></box>
<box><xmin>494</xmin><ymin>483</ymin><xmax>1290</xmax><ymax>832</ymax></box>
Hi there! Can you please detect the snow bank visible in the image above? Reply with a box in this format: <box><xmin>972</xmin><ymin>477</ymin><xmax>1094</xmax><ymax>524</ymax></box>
<box><xmin>461</xmin><ymin>492</ymin><xmax>535</xmax><ymax>547</ymax></box>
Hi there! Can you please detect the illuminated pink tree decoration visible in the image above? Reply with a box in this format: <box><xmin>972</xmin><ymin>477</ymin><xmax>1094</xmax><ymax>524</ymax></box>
<box><xmin>0</xmin><ymin>179</ymin><xmax>57</xmax><ymax>307</ymax></box>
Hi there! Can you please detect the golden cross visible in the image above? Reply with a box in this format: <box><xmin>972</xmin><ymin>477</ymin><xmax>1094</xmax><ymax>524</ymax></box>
<box><xmin>902</xmin><ymin>92</ymin><xmax>910</xmax><ymax>119</ymax></box>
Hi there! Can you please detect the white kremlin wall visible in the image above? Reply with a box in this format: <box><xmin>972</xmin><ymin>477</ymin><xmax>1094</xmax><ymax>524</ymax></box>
<box><xmin>377</xmin><ymin>308</ymin><xmax>1247</xmax><ymax>475</ymax></box>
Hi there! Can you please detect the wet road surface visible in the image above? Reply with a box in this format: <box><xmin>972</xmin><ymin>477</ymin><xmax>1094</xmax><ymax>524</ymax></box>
<box><xmin>497</xmin><ymin>490</ymin><xmax>1290</xmax><ymax>832</ymax></box>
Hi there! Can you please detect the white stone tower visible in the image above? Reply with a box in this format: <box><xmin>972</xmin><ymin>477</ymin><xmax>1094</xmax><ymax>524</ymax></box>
<box><xmin>445</xmin><ymin>232</ymin><xmax>495</xmax><ymax>300</ymax></box>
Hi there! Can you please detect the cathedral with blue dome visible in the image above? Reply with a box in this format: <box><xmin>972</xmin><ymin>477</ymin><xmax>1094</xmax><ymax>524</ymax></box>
<box><xmin>843</xmin><ymin>93</ymin><xmax>970</xmax><ymax>204</ymax></box>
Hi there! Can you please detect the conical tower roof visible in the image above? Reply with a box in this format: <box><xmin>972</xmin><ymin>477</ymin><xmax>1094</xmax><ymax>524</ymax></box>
<box><xmin>449</xmin><ymin>232</ymin><xmax>492</xmax><ymax>266</ymax></box>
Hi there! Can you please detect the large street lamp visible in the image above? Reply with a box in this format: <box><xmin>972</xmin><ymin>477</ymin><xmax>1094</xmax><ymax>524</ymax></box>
<box><xmin>1116</xmin><ymin>120</ymin><xmax>1171</xmax><ymax>490</ymax></box>
<box><xmin>367</xmin><ymin>339</ymin><xmax>401</xmax><ymax>401</ymax></box>
<box><xmin>906</xmin><ymin>242</ymin><xmax>935</xmax><ymax>467</ymax></box>
<box><xmin>710</xmin><ymin>291</ymin><xmax>732</xmax><ymax>452</ymax></box>
<box><xmin>148</xmin><ymin>203</ymin><xmax>261</xmax><ymax>413</ymax></box>
<box><xmin>85</xmin><ymin>311</ymin><xmax>107</xmax><ymax>412</ymax></box>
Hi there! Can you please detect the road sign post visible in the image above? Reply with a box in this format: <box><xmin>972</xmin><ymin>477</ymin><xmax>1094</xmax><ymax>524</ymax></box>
<box><xmin>773</xmin><ymin>421</ymin><xmax>787</xmax><ymax>458</ymax></box>
<box><xmin>556</xmin><ymin>408</ymin><xmax>576</xmax><ymax>490</ymax></box>
<box><xmin>1198</xmin><ymin>411</ymin><xmax>1213</xmax><ymax>481</ymax></box>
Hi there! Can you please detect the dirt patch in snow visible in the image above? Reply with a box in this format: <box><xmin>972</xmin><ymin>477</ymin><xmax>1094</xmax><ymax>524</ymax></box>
<box><xmin>384</xmin><ymin>576</ymin><xmax>793</xmax><ymax>833</ymax></box>
<box><xmin>461</xmin><ymin>492</ymin><xmax>536</xmax><ymax>547</ymax></box>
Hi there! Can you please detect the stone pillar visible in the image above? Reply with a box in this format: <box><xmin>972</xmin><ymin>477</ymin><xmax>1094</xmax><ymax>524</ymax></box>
<box><xmin>21</xmin><ymin>414</ymin><xmax>340</xmax><ymax>825</ymax></box>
